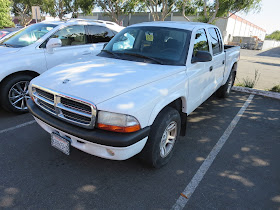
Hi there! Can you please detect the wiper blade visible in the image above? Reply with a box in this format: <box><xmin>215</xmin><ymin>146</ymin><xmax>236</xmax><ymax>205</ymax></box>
<box><xmin>0</xmin><ymin>43</ymin><xmax>14</xmax><ymax>47</ymax></box>
<box><xmin>101</xmin><ymin>49</ymin><xmax>120</xmax><ymax>58</ymax></box>
<box><xmin>122</xmin><ymin>52</ymin><xmax>163</xmax><ymax>64</ymax></box>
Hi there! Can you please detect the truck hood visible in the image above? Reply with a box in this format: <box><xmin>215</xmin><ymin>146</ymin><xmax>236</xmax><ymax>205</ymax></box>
<box><xmin>0</xmin><ymin>46</ymin><xmax>21</xmax><ymax>55</ymax></box>
<box><xmin>32</xmin><ymin>56</ymin><xmax>185</xmax><ymax>104</ymax></box>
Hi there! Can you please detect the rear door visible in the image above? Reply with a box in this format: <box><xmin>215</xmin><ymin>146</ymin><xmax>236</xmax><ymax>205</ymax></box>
<box><xmin>44</xmin><ymin>25</ymin><xmax>91</xmax><ymax>69</ymax></box>
<box><xmin>207</xmin><ymin>28</ymin><xmax>225</xmax><ymax>89</ymax></box>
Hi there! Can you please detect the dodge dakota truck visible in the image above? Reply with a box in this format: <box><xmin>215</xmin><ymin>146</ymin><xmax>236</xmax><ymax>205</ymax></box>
<box><xmin>27</xmin><ymin>21</ymin><xmax>240</xmax><ymax>168</ymax></box>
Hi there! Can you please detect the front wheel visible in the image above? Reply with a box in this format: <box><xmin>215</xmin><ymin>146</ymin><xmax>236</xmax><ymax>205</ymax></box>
<box><xmin>139</xmin><ymin>107</ymin><xmax>181</xmax><ymax>168</ymax></box>
<box><xmin>0</xmin><ymin>75</ymin><xmax>34</xmax><ymax>113</ymax></box>
<box><xmin>216</xmin><ymin>71</ymin><xmax>235</xmax><ymax>98</ymax></box>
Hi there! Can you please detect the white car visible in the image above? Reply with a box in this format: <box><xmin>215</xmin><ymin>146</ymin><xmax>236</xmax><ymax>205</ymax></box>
<box><xmin>0</xmin><ymin>19</ymin><xmax>123</xmax><ymax>113</ymax></box>
<box><xmin>28</xmin><ymin>21</ymin><xmax>240</xmax><ymax>168</ymax></box>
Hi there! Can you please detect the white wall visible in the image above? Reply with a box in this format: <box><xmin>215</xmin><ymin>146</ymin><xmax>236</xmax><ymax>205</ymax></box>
<box><xmin>262</xmin><ymin>40</ymin><xmax>280</xmax><ymax>51</ymax></box>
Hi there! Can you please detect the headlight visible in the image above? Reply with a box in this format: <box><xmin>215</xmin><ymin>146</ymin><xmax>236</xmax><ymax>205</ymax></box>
<box><xmin>97</xmin><ymin>111</ymin><xmax>141</xmax><ymax>133</ymax></box>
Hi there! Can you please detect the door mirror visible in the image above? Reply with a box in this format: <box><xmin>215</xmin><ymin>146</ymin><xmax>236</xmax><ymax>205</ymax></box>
<box><xmin>46</xmin><ymin>38</ymin><xmax>62</xmax><ymax>53</ymax></box>
<box><xmin>191</xmin><ymin>51</ymin><xmax>212</xmax><ymax>63</ymax></box>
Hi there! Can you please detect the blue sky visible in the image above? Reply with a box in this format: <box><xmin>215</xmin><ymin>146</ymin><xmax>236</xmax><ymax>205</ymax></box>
<box><xmin>238</xmin><ymin>0</ymin><xmax>280</xmax><ymax>34</ymax></box>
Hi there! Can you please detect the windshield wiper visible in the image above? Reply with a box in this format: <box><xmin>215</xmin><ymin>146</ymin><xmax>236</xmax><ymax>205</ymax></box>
<box><xmin>0</xmin><ymin>43</ymin><xmax>14</xmax><ymax>48</ymax></box>
<box><xmin>121</xmin><ymin>52</ymin><xmax>163</xmax><ymax>64</ymax></box>
<box><xmin>101</xmin><ymin>49</ymin><xmax>120</xmax><ymax>58</ymax></box>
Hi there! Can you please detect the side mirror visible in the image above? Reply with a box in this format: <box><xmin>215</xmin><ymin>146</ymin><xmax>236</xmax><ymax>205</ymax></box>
<box><xmin>191</xmin><ymin>51</ymin><xmax>212</xmax><ymax>63</ymax></box>
<box><xmin>46</xmin><ymin>38</ymin><xmax>62</xmax><ymax>53</ymax></box>
<box><xmin>103</xmin><ymin>43</ymin><xmax>108</xmax><ymax>49</ymax></box>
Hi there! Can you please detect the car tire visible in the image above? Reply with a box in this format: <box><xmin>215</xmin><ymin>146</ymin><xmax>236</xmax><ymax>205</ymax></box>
<box><xmin>0</xmin><ymin>74</ymin><xmax>34</xmax><ymax>113</ymax></box>
<box><xmin>139</xmin><ymin>107</ymin><xmax>181</xmax><ymax>168</ymax></box>
<box><xmin>216</xmin><ymin>70</ymin><xmax>235</xmax><ymax>98</ymax></box>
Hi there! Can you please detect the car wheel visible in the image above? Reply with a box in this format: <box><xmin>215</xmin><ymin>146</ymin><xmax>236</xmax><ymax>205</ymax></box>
<box><xmin>0</xmin><ymin>75</ymin><xmax>33</xmax><ymax>113</ymax></box>
<box><xmin>216</xmin><ymin>71</ymin><xmax>235</xmax><ymax>98</ymax></box>
<box><xmin>139</xmin><ymin>107</ymin><xmax>181</xmax><ymax>168</ymax></box>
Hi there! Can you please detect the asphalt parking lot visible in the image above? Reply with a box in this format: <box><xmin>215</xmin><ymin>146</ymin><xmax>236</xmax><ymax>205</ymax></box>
<box><xmin>0</xmin><ymin>91</ymin><xmax>279</xmax><ymax>209</ymax></box>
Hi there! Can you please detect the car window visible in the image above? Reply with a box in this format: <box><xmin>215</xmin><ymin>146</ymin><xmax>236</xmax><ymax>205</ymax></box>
<box><xmin>112</xmin><ymin>31</ymin><xmax>136</xmax><ymax>51</ymax></box>
<box><xmin>0</xmin><ymin>24</ymin><xmax>56</xmax><ymax>48</ymax></box>
<box><xmin>215</xmin><ymin>28</ymin><xmax>223</xmax><ymax>52</ymax></box>
<box><xmin>50</xmin><ymin>25</ymin><xmax>86</xmax><ymax>47</ymax></box>
<box><xmin>101</xmin><ymin>26</ymin><xmax>191</xmax><ymax>66</ymax></box>
<box><xmin>208</xmin><ymin>28</ymin><xmax>221</xmax><ymax>55</ymax></box>
<box><xmin>86</xmin><ymin>26</ymin><xmax>115</xmax><ymax>43</ymax></box>
<box><xmin>192</xmin><ymin>29</ymin><xmax>209</xmax><ymax>57</ymax></box>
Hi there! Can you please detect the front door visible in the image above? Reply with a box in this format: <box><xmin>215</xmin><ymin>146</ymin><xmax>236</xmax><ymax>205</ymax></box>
<box><xmin>45</xmin><ymin>25</ymin><xmax>93</xmax><ymax>69</ymax></box>
<box><xmin>187</xmin><ymin>28</ymin><xmax>214</xmax><ymax>114</ymax></box>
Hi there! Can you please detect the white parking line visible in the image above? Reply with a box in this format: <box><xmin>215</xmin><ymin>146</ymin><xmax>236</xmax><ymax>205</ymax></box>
<box><xmin>171</xmin><ymin>94</ymin><xmax>255</xmax><ymax>210</ymax></box>
<box><xmin>0</xmin><ymin>120</ymin><xmax>36</xmax><ymax>135</ymax></box>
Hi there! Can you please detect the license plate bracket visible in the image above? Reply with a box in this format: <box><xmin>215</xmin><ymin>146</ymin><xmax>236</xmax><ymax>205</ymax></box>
<box><xmin>51</xmin><ymin>133</ymin><xmax>70</xmax><ymax>155</ymax></box>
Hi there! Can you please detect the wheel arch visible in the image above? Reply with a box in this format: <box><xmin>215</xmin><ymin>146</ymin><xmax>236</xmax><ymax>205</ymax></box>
<box><xmin>0</xmin><ymin>70</ymin><xmax>40</xmax><ymax>87</ymax></box>
<box><xmin>148</xmin><ymin>97</ymin><xmax>187</xmax><ymax>137</ymax></box>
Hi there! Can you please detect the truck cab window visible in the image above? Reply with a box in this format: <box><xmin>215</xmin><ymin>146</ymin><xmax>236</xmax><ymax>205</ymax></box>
<box><xmin>215</xmin><ymin>28</ymin><xmax>223</xmax><ymax>52</ymax></box>
<box><xmin>208</xmin><ymin>28</ymin><xmax>221</xmax><ymax>55</ymax></box>
<box><xmin>192</xmin><ymin>29</ymin><xmax>209</xmax><ymax>57</ymax></box>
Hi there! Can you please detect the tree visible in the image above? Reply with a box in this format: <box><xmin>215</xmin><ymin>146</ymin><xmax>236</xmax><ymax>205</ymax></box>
<box><xmin>98</xmin><ymin>0</ymin><xmax>143</xmax><ymax>24</ymax></box>
<box><xmin>181</xmin><ymin>0</ymin><xmax>262</xmax><ymax>23</ymax></box>
<box><xmin>12</xmin><ymin>0</ymin><xmax>40</xmax><ymax>26</ymax></box>
<box><xmin>265</xmin><ymin>31</ymin><xmax>280</xmax><ymax>41</ymax></box>
<box><xmin>0</xmin><ymin>0</ymin><xmax>15</xmax><ymax>29</ymax></box>
<box><xmin>41</xmin><ymin>0</ymin><xmax>95</xmax><ymax>19</ymax></box>
<box><xmin>145</xmin><ymin>0</ymin><xmax>177</xmax><ymax>21</ymax></box>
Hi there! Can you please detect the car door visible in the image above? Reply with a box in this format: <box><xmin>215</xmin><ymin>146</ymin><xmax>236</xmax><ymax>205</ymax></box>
<box><xmin>187</xmin><ymin>28</ymin><xmax>214</xmax><ymax>113</ymax></box>
<box><xmin>44</xmin><ymin>25</ymin><xmax>91</xmax><ymax>69</ymax></box>
<box><xmin>207</xmin><ymin>27</ymin><xmax>225</xmax><ymax>89</ymax></box>
<box><xmin>85</xmin><ymin>25</ymin><xmax>115</xmax><ymax>56</ymax></box>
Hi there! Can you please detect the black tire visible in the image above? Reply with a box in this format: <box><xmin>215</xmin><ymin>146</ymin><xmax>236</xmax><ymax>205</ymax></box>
<box><xmin>216</xmin><ymin>70</ymin><xmax>235</xmax><ymax>98</ymax></box>
<box><xmin>0</xmin><ymin>74</ymin><xmax>34</xmax><ymax>113</ymax></box>
<box><xmin>139</xmin><ymin>107</ymin><xmax>181</xmax><ymax>168</ymax></box>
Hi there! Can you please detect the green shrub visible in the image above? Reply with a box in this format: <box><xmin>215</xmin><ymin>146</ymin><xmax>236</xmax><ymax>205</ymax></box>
<box><xmin>235</xmin><ymin>70</ymin><xmax>260</xmax><ymax>88</ymax></box>
<box><xmin>269</xmin><ymin>85</ymin><xmax>280</xmax><ymax>93</ymax></box>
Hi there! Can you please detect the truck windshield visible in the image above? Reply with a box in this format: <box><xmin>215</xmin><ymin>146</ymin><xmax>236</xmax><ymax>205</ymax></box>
<box><xmin>100</xmin><ymin>26</ymin><xmax>191</xmax><ymax>66</ymax></box>
<box><xmin>0</xmin><ymin>23</ymin><xmax>57</xmax><ymax>48</ymax></box>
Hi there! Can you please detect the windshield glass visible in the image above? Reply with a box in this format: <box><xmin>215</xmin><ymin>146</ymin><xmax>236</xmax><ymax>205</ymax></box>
<box><xmin>100</xmin><ymin>26</ymin><xmax>191</xmax><ymax>66</ymax></box>
<box><xmin>0</xmin><ymin>23</ymin><xmax>57</xmax><ymax>48</ymax></box>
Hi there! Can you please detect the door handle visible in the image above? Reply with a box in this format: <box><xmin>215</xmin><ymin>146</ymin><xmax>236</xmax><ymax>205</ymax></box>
<box><xmin>222</xmin><ymin>60</ymin><xmax>225</xmax><ymax>65</ymax></box>
<box><xmin>209</xmin><ymin>66</ymin><xmax>213</xmax><ymax>71</ymax></box>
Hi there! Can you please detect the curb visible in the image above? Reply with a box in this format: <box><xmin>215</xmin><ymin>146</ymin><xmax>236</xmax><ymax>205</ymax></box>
<box><xmin>232</xmin><ymin>86</ymin><xmax>280</xmax><ymax>100</ymax></box>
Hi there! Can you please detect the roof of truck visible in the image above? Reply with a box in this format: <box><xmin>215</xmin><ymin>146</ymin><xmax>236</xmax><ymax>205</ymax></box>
<box><xmin>129</xmin><ymin>21</ymin><xmax>215</xmax><ymax>31</ymax></box>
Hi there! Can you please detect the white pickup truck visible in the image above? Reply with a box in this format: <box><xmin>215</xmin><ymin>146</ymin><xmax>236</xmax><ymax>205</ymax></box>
<box><xmin>27</xmin><ymin>21</ymin><xmax>240</xmax><ymax>168</ymax></box>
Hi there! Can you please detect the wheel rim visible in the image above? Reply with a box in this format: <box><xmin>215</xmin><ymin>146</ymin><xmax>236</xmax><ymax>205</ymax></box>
<box><xmin>227</xmin><ymin>74</ymin><xmax>233</xmax><ymax>93</ymax></box>
<box><xmin>8</xmin><ymin>81</ymin><xmax>30</xmax><ymax>111</ymax></box>
<box><xmin>160</xmin><ymin>121</ymin><xmax>177</xmax><ymax>158</ymax></box>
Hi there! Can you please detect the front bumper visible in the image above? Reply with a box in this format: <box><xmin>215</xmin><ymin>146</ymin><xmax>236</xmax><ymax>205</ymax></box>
<box><xmin>27</xmin><ymin>99</ymin><xmax>150</xmax><ymax>160</ymax></box>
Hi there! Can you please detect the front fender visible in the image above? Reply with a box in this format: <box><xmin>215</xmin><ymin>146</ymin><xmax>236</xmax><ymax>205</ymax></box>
<box><xmin>0</xmin><ymin>49</ymin><xmax>46</xmax><ymax>83</ymax></box>
<box><xmin>97</xmin><ymin>70</ymin><xmax>188</xmax><ymax>128</ymax></box>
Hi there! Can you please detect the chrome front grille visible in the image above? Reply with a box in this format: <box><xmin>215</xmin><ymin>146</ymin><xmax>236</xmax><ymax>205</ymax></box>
<box><xmin>32</xmin><ymin>86</ymin><xmax>96</xmax><ymax>129</ymax></box>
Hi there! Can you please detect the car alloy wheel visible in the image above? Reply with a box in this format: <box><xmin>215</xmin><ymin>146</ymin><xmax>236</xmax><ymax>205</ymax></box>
<box><xmin>8</xmin><ymin>81</ymin><xmax>30</xmax><ymax>111</ymax></box>
<box><xmin>159</xmin><ymin>121</ymin><xmax>178</xmax><ymax>158</ymax></box>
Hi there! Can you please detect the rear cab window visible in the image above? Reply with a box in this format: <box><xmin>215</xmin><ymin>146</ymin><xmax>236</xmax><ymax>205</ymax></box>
<box><xmin>208</xmin><ymin>27</ymin><xmax>223</xmax><ymax>55</ymax></box>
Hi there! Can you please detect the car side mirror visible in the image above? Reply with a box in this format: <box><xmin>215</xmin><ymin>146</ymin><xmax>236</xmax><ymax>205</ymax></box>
<box><xmin>46</xmin><ymin>38</ymin><xmax>62</xmax><ymax>53</ymax></box>
<box><xmin>103</xmin><ymin>43</ymin><xmax>108</xmax><ymax>49</ymax></box>
<box><xmin>191</xmin><ymin>51</ymin><xmax>212</xmax><ymax>63</ymax></box>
